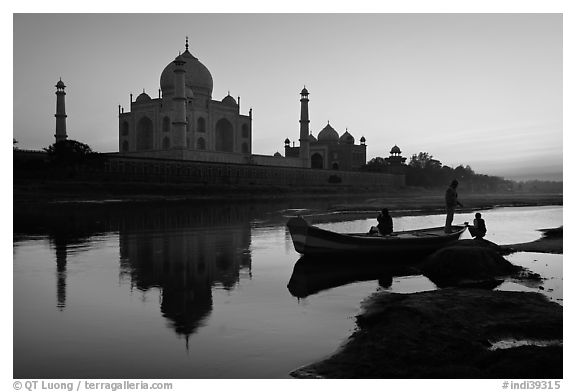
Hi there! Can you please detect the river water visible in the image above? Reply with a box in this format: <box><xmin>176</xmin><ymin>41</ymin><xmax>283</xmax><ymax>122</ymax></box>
<box><xmin>13</xmin><ymin>202</ymin><xmax>562</xmax><ymax>378</ymax></box>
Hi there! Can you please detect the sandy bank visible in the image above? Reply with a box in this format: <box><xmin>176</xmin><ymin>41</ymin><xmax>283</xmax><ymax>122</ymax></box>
<box><xmin>292</xmin><ymin>289</ymin><xmax>562</xmax><ymax>379</ymax></box>
<box><xmin>14</xmin><ymin>179</ymin><xmax>562</xmax><ymax>208</ymax></box>
<box><xmin>504</xmin><ymin>227</ymin><xmax>563</xmax><ymax>254</ymax></box>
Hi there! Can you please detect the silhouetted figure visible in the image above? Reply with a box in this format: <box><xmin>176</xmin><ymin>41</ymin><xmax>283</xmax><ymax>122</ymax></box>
<box><xmin>444</xmin><ymin>180</ymin><xmax>463</xmax><ymax>233</ymax></box>
<box><xmin>377</xmin><ymin>208</ymin><xmax>393</xmax><ymax>236</ymax></box>
<box><xmin>469</xmin><ymin>212</ymin><xmax>487</xmax><ymax>239</ymax></box>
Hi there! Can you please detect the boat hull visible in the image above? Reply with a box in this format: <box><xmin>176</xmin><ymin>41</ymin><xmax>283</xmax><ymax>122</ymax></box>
<box><xmin>287</xmin><ymin>217</ymin><xmax>466</xmax><ymax>256</ymax></box>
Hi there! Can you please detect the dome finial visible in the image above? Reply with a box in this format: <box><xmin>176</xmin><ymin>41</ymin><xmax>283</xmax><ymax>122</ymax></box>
<box><xmin>185</xmin><ymin>36</ymin><xmax>189</xmax><ymax>51</ymax></box>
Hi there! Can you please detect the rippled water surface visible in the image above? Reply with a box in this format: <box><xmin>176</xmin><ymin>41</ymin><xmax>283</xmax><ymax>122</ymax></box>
<box><xmin>13</xmin><ymin>202</ymin><xmax>562</xmax><ymax>378</ymax></box>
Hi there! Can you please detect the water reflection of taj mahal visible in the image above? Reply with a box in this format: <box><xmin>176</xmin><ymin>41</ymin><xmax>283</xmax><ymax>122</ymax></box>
<box><xmin>15</xmin><ymin>203</ymin><xmax>254</xmax><ymax>342</ymax></box>
<box><xmin>119</xmin><ymin>212</ymin><xmax>252</xmax><ymax>338</ymax></box>
<box><xmin>117</xmin><ymin>205</ymin><xmax>253</xmax><ymax>339</ymax></box>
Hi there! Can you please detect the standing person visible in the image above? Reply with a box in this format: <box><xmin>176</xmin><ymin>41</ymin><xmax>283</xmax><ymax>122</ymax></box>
<box><xmin>377</xmin><ymin>208</ymin><xmax>393</xmax><ymax>236</ymax></box>
<box><xmin>444</xmin><ymin>180</ymin><xmax>463</xmax><ymax>233</ymax></box>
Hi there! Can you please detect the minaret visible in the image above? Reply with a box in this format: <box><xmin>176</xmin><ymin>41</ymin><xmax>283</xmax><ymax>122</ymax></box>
<box><xmin>171</xmin><ymin>52</ymin><xmax>187</xmax><ymax>149</ymax></box>
<box><xmin>299</xmin><ymin>86</ymin><xmax>310</xmax><ymax>167</ymax></box>
<box><xmin>54</xmin><ymin>78</ymin><xmax>68</xmax><ymax>143</ymax></box>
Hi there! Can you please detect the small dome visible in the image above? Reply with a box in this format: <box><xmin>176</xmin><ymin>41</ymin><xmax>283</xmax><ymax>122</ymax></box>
<box><xmin>339</xmin><ymin>130</ymin><xmax>355</xmax><ymax>144</ymax></box>
<box><xmin>301</xmin><ymin>87</ymin><xmax>309</xmax><ymax>95</ymax></box>
<box><xmin>360</xmin><ymin>136</ymin><xmax>366</xmax><ymax>143</ymax></box>
<box><xmin>135</xmin><ymin>92</ymin><xmax>152</xmax><ymax>102</ymax></box>
<box><xmin>274</xmin><ymin>152</ymin><xmax>282</xmax><ymax>157</ymax></box>
<box><xmin>222</xmin><ymin>94</ymin><xmax>237</xmax><ymax>106</ymax></box>
<box><xmin>318</xmin><ymin>123</ymin><xmax>339</xmax><ymax>142</ymax></box>
<box><xmin>390</xmin><ymin>145</ymin><xmax>402</xmax><ymax>154</ymax></box>
<box><xmin>55</xmin><ymin>79</ymin><xmax>65</xmax><ymax>88</ymax></box>
<box><xmin>284</xmin><ymin>138</ymin><xmax>291</xmax><ymax>144</ymax></box>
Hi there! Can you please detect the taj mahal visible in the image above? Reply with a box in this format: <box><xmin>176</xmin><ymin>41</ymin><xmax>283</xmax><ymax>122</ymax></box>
<box><xmin>42</xmin><ymin>39</ymin><xmax>406</xmax><ymax>189</ymax></box>
<box><xmin>115</xmin><ymin>38</ymin><xmax>368</xmax><ymax>171</ymax></box>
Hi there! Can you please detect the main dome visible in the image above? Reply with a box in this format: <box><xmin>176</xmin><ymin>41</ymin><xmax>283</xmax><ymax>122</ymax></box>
<box><xmin>160</xmin><ymin>49</ymin><xmax>213</xmax><ymax>97</ymax></box>
<box><xmin>318</xmin><ymin>123</ymin><xmax>339</xmax><ymax>142</ymax></box>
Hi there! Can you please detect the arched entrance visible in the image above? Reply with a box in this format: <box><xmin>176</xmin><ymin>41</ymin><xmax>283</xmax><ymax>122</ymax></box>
<box><xmin>136</xmin><ymin>117</ymin><xmax>153</xmax><ymax>150</ymax></box>
<box><xmin>121</xmin><ymin>121</ymin><xmax>129</xmax><ymax>136</ymax></box>
<box><xmin>215</xmin><ymin>118</ymin><xmax>234</xmax><ymax>152</ymax></box>
<box><xmin>311</xmin><ymin>153</ymin><xmax>324</xmax><ymax>169</ymax></box>
<box><xmin>197</xmin><ymin>117</ymin><xmax>206</xmax><ymax>133</ymax></box>
<box><xmin>162</xmin><ymin>116</ymin><xmax>170</xmax><ymax>133</ymax></box>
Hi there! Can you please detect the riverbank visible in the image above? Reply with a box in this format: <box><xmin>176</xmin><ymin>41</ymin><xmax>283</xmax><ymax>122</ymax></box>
<box><xmin>504</xmin><ymin>227</ymin><xmax>563</xmax><ymax>254</ymax></box>
<box><xmin>13</xmin><ymin>179</ymin><xmax>562</xmax><ymax>209</ymax></box>
<box><xmin>292</xmin><ymin>288</ymin><xmax>562</xmax><ymax>378</ymax></box>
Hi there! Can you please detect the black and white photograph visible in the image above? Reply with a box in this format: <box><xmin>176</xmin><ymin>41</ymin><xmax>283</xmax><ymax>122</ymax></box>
<box><xmin>9</xmin><ymin>6</ymin><xmax>568</xmax><ymax>387</ymax></box>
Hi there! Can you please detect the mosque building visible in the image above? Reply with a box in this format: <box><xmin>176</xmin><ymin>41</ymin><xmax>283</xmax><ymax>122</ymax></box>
<box><xmin>283</xmin><ymin>88</ymin><xmax>367</xmax><ymax>170</ymax></box>
<box><xmin>283</xmin><ymin>87</ymin><xmax>367</xmax><ymax>171</ymax></box>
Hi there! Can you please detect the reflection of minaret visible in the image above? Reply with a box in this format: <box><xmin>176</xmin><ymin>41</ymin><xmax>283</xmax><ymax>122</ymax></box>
<box><xmin>54</xmin><ymin>239</ymin><xmax>67</xmax><ymax>310</ymax></box>
<box><xmin>54</xmin><ymin>78</ymin><xmax>68</xmax><ymax>143</ymax></box>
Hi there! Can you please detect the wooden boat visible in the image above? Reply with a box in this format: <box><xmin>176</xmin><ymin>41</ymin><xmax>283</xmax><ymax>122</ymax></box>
<box><xmin>286</xmin><ymin>216</ymin><xmax>466</xmax><ymax>256</ymax></box>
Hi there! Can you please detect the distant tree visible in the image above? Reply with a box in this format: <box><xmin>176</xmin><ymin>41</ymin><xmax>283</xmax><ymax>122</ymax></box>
<box><xmin>44</xmin><ymin>140</ymin><xmax>96</xmax><ymax>166</ymax></box>
<box><xmin>516</xmin><ymin>180</ymin><xmax>563</xmax><ymax>194</ymax></box>
<box><xmin>361</xmin><ymin>156</ymin><xmax>388</xmax><ymax>172</ymax></box>
<box><xmin>453</xmin><ymin>165</ymin><xmax>466</xmax><ymax>181</ymax></box>
<box><xmin>409</xmin><ymin>152</ymin><xmax>442</xmax><ymax>169</ymax></box>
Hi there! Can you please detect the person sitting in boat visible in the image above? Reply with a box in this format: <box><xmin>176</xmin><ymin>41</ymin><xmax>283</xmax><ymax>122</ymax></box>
<box><xmin>377</xmin><ymin>208</ymin><xmax>393</xmax><ymax>236</ymax></box>
<box><xmin>469</xmin><ymin>212</ymin><xmax>487</xmax><ymax>239</ymax></box>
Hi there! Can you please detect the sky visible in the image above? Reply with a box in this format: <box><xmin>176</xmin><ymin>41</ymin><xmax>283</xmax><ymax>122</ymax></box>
<box><xmin>13</xmin><ymin>13</ymin><xmax>563</xmax><ymax>181</ymax></box>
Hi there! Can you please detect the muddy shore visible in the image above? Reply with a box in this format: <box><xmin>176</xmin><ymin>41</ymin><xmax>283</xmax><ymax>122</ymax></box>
<box><xmin>13</xmin><ymin>179</ymin><xmax>562</xmax><ymax>208</ymax></box>
<box><xmin>292</xmin><ymin>289</ymin><xmax>562</xmax><ymax>379</ymax></box>
<box><xmin>504</xmin><ymin>227</ymin><xmax>563</xmax><ymax>254</ymax></box>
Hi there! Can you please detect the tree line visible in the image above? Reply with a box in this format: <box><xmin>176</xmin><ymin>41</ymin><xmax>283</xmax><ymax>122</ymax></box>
<box><xmin>361</xmin><ymin>151</ymin><xmax>562</xmax><ymax>193</ymax></box>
